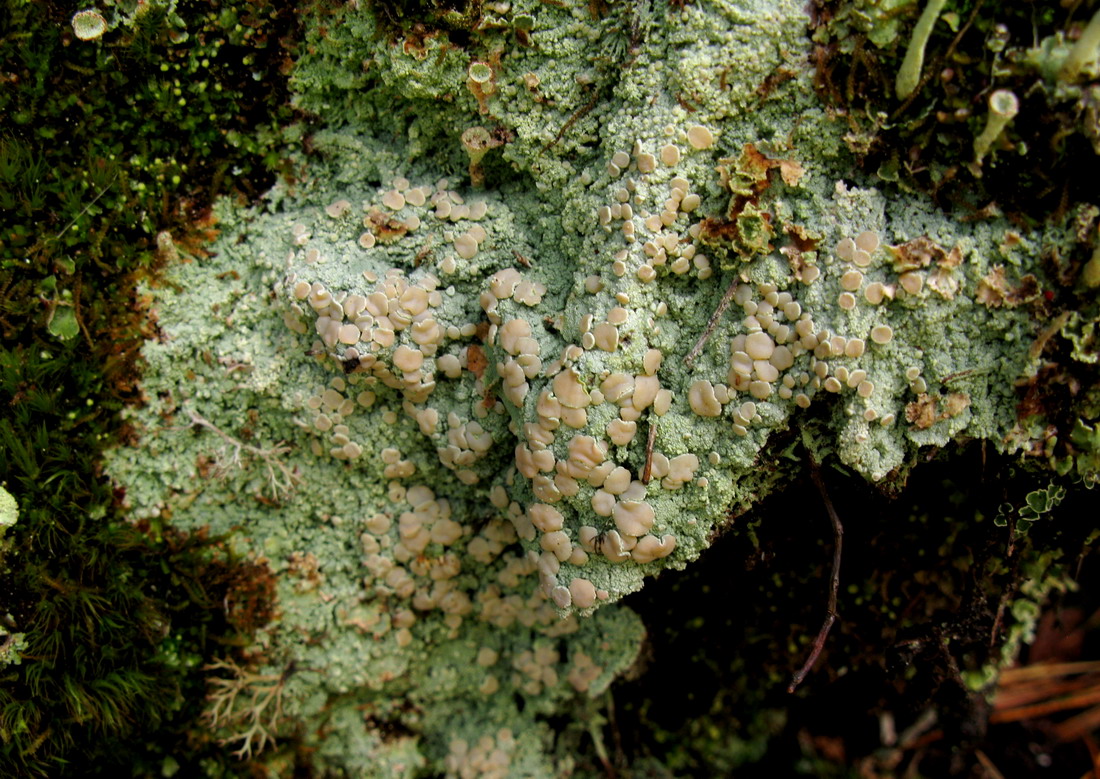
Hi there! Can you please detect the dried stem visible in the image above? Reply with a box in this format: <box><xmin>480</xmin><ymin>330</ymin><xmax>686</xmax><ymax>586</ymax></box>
<box><xmin>185</xmin><ymin>408</ymin><xmax>300</xmax><ymax>500</ymax></box>
<box><xmin>204</xmin><ymin>657</ymin><xmax>291</xmax><ymax>760</ymax></box>
<box><xmin>788</xmin><ymin>458</ymin><xmax>844</xmax><ymax>693</ymax></box>
<box><xmin>641</xmin><ymin>415</ymin><xmax>657</xmax><ymax>485</ymax></box>
<box><xmin>53</xmin><ymin>173</ymin><xmax>118</xmax><ymax>241</ymax></box>
<box><xmin>543</xmin><ymin>88</ymin><xmax>599</xmax><ymax>155</ymax></box>
<box><xmin>684</xmin><ymin>276</ymin><xmax>739</xmax><ymax>369</ymax></box>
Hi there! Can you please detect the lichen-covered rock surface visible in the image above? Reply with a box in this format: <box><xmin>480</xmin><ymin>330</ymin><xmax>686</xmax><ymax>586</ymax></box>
<box><xmin>107</xmin><ymin>0</ymin><xmax>1080</xmax><ymax>773</ymax></box>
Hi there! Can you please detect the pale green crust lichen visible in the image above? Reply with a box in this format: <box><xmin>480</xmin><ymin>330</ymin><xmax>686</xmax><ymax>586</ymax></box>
<box><xmin>105</xmin><ymin>0</ymin><xmax>1082</xmax><ymax>773</ymax></box>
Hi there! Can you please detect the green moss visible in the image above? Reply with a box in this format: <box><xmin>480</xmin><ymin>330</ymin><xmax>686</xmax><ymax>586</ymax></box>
<box><xmin>0</xmin><ymin>0</ymin><xmax>303</xmax><ymax>774</ymax></box>
<box><xmin>0</xmin><ymin>341</ymin><xmax>283</xmax><ymax>775</ymax></box>
<box><xmin>811</xmin><ymin>0</ymin><xmax>1100</xmax><ymax>221</ymax></box>
<box><xmin>0</xmin><ymin>0</ymin><xmax>298</xmax><ymax>320</ymax></box>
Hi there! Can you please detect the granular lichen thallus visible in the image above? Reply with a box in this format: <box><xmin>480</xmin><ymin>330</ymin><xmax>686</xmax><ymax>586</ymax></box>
<box><xmin>106</xmin><ymin>0</ymin><xmax>1090</xmax><ymax>772</ymax></box>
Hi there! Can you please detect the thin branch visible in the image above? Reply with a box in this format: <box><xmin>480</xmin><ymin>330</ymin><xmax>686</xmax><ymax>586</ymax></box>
<box><xmin>203</xmin><ymin>657</ymin><xmax>291</xmax><ymax>760</ymax></box>
<box><xmin>641</xmin><ymin>415</ymin><xmax>657</xmax><ymax>485</ymax></box>
<box><xmin>973</xmin><ymin>749</ymin><xmax>1007</xmax><ymax>779</ymax></box>
<box><xmin>185</xmin><ymin>408</ymin><xmax>300</xmax><ymax>500</ymax></box>
<box><xmin>684</xmin><ymin>276</ymin><xmax>739</xmax><ymax>369</ymax></box>
<box><xmin>542</xmin><ymin>88</ymin><xmax>599</xmax><ymax>155</ymax></box>
<box><xmin>788</xmin><ymin>458</ymin><xmax>844</xmax><ymax>693</ymax></box>
<box><xmin>53</xmin><ymin>172</ymin><xmax>118</xmax><ymax>241</ymax></box>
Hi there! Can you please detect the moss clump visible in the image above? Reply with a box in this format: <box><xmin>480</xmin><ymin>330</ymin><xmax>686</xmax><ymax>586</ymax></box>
<box><xmin>0</xmin><ymin>346</ymin><xmax>167</xmax><ymax>773</ymax></box>
<box><xmin>0</xmin><ymin>343</ymin><xmax>290</xmax><ymax>776</ymax></box>
<box><xmin>0</xmin><ymin>0</ymin><xmax>299</xmax><ymax>337</ymax></box>
<box><xmin>810</xmin><ymin>0</ymin><xmax>1100</xmax><ymax>221</ymax></box>
<box><xmin>0</xmin><ymin>0</ymin><xmax>302</xmax><ymax>774</ymax></box>
<box><xmin>368</xmin><ymin>0</ymin><xmax>485</xmax><ymax>40</ymax></box>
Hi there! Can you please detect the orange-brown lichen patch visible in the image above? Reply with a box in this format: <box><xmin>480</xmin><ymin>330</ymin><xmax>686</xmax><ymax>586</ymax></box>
<box><xmin>942</xmin><ymin>392</ymin><xmax>971</xmax><ymax>417</ymax></box>
<box><xmin>363</xmin><ymin>208</ymin><xmax>410</xmax><ymax>244</ymax></box>
<box><xmin>905</xmin><ymin>394</ymin><xmax>938</xmax><ymax>429</ymax></box>
<box><xmin>927</xmin><ymin>267</ymin><xmax>958</xmax><ymax>299</ymax></box>
<box><xmin>698</xmin><ymin>203</ymin><xmax>774</xmax><ymax>259</ymax></box>
<box><xmin>466</xmin><ymin>344</ymin><xmax>488</xmax><ymax>379</ymax></box>
<box><xmin>887</xmin><ymin>236</ymin><xmax>961</xmax><ymax>273</ymax></box>
<box><xmin>719</xmin><ymin>144</ymin><xmax>804</xmax><ymax>194</ymax></box>
<box><xmin>701</xmin><ymin>146</ymin><xmax>793</xmax><ymax>258</ymax></box>
<box><xmin>905</xmin><ymin>392</ymin><xmax>971</xmax><ymax>429</ymax></box>
<box><xmin>976</xmin><ymin>265</ymin><xmax>1041</xmax><ymax>308</ymax></box>
<box><xmin>940</xmin><ymin>245</ymin><xmax>963</xmax><ymax>268</ymax></box>
<box><xmin>287</xmin><ymin>551</ymin><xmax>324</xmax><ymax>592</ymax></box>
<box><xmin>779</xmin><ymin>222</ymin><xmax>821</xmax><ymax>281</ymax></box>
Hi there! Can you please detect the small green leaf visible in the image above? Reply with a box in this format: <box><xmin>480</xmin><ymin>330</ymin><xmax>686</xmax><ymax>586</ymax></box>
<box><xmin>1025</xmin><ymin>491</ymin><xmax>1048</xmax><ymax>513</ymax></box>
<box><xmin>47</xmin><ymin>307</ymin><xmax>80</xmax><ymax>341</ymax></box>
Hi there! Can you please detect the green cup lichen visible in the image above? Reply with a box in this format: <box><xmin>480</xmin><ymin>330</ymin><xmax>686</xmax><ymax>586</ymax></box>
<box><xmin>972</xmin><ymin>89</ymin><xmax>1020</xmax><ymax>164</ymax></box>
<box><xmin>1060</xmin><ymin>8</ymin><xmax>1100</xmax><ymax>83</ymax></box>
<box><xmin>894</xmin><ymin>0</ymin><xmax>948</xmax><ymax>100</ymax></box>
<box><xmin>71</xmin><ymin>9</ymin><xmax>108</xmax><ymax>41</ymax></box>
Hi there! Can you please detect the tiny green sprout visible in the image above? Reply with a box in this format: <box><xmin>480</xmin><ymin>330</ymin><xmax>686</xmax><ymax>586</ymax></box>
<box><xmin>1060</xmin><ymin>9</ymin><xmax>1100</xmax><ymax>83</ymax></box>
<box><xmin>47</xmin><ymin>307</ymin><xmax>80</xmax><ymax>341</ymax></box>
<box><xmin>1066</xmin><ymin>418</ymin><xmax>1100</xmax><ymax>484</ymax></box>
<box><xmin>973</xmin><ymin>89</ymin><xmax>1019</xmax><ymax>163</ymax></box>
<box><xmin>895</xmin><ymin>0</ymin><xmax>949</xmax><ymax>100</ymax></box>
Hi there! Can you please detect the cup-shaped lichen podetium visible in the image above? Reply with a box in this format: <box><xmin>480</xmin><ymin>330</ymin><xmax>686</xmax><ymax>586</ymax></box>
<box><xmin>894</xmin><ymin>0</ymin><xmax>948</xmax><ymax>100</ymax></box>
<box><xmin>466</xmin><ymin>62</ymin><xmax>496</xmax><ymax>115</ymax></box>
<box><xmin>1082</xmin><ymin>245</ymin><xmax>1100</xmax><ymax>288</ymax></box>
<box><xmin>1060</xmin><ymin>10</ymin><xmax>1100</xmax><ymax>83</ymax></box>
<box><xmin>71</xmin><ymin>9</ymin><xmax>107</xmax><ymax>41</ymax></box>
<box><xmin>972</xmin><ymin>89</ymin><xmax>1020</xmax><ymax>164</ymax></box>
<box><xmin>461</xmin><ymin>126</ymin><xmax>502</xmax><ymax>189</ymax></box>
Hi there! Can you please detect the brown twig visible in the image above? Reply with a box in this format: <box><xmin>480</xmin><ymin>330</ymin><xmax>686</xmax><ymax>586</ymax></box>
<box><xmin>993</xmin><ymin>684</ymin><xmax>1100</xmax><ymax>723</ymax></box>
<box><xmin>999</xmin><ymin>661</ymin><xmax>1100</xmax><ymax>684</ymax></box>
<box><xmin>602</xmin><ymin>690</ymin><xmax>622</xmax><ymax>778</ymax></box>
<box><xmin>788</xmin><ymin>458</ymin><xmax>843</xmax><ymax>693</ymax></box>
<box><xmin>994</xmin><ymin>674</ymin><xmax>1100</xmax><ymax>710</ymax></box>
<box><xmin>542</xmin><ymin>89</ymin><xmax>599</xmax><ymax>155</ymax></box>
<box><xmin>1081</xmin><ymin>731</ymin><xmax>1100</xmax><ymax>779</ymax></box>
<box><xmin>684</xmin><ymin>276</ymin><xmax>739</xmax><ymax>369</ymax></box>
<box><xmin>641</xmin><ymin>415</ymin><xmax>657</xmax><ymax>484</ymax></box>
<box><xmin>73</xmin><ymin>276</ymin><xmax>93</xmax><ymax>348</ymax></box>
<box><xmin>974</xmin><ymin>749</ymin><xmax>1007</xmax><ymax>779</ymax></box>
